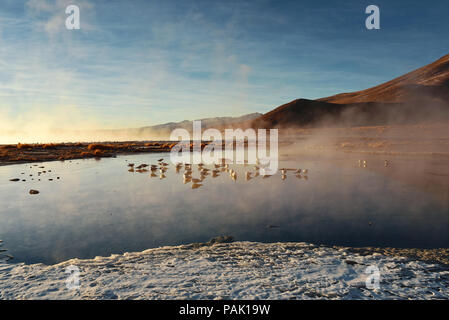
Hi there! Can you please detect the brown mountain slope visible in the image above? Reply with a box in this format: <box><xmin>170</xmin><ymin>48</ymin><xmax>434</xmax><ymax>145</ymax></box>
<box><xmin>249</xmin><ymin>99</ymin><xmax>410</xmax><ymax>128</ymax></box>
<box><xmin>249</xmin><ymin>54</ymin><xmax>449</xmax><ymax>128</ymax></box>
<box><xmin>319</xmin><ymin>54</ymin><xmax>449</xmax><ymax>104</ymax></box>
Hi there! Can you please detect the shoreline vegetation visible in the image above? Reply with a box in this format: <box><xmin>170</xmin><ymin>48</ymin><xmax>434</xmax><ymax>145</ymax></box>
<box><xmin>0</xmin><ymin>142</ymin><xmax>177</xmax><ymax>166</ymax></box>
<box><xmin>1</xmin><ymin>123</ymin><xmax>449</xmax><ymax>166</ymax></box>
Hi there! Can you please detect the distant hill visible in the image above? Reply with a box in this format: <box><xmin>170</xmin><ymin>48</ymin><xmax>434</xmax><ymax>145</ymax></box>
<box><xmin>91</xmin><ymin>113</ymin><xmax>263</xmax><ymax>140</ymax></box>
<box><xmin>140</xmin><ymin>113</ymin><xmax>262</xmax><ymax>132</ymax></box>
<box><xmin>134</xmin><ymin>113</ymin><xmax>262</xmax><ymax>136</ymax></box>
<box><xmin>250</xmin><ymin>54</ymin><xmax>449</xmax><ymax>128</ymax></box>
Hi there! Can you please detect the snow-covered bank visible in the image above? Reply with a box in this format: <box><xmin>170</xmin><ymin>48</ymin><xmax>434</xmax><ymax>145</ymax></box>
<box><xmin>1</xmin><ymin>242</ymin><xmax>448</xmax><ymax>300</ymax></box>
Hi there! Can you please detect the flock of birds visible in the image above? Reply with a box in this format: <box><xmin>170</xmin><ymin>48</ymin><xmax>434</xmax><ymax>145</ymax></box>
<box><xmin>127</xmin><ymin>158</ymin><xmax>309</xmax><ymax>189</ymax></box>
<box><xmin>358</xmin><ymin>159</ymin><xmax>390</xmax><ymax>168</ymax></box>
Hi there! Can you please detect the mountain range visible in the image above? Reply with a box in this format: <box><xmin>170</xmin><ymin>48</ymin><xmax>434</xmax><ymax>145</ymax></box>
<box><xmin>99</xmin><ymin>54</ymin><xmax>449</xmax><ymax>139</ymax></box>
<box><xmin>248</xmin><ymin>54</ymin><xmax>449</xmax><ymax>128</ymax></box>
<box><xmin>104</xmin><ymin>113</ymin><xmax>262</xmax><ymax>139</ymax></box>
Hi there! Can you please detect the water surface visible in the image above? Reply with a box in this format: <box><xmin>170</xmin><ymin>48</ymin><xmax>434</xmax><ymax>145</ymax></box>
<box><xmin>0</xmin><ymin>152</ymin><xmax>447</xmax><ymax>265</ymax></box>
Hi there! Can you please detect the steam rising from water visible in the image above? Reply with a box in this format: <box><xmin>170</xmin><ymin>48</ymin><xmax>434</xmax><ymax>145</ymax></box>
<box><xmin>0</xmin><ymin>109</ymin><xmax>262</xmax><ymax>144</ymax></box>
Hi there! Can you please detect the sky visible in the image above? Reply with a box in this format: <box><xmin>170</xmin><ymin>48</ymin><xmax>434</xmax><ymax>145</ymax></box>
<box><xmin>0</xmin><ymin>0</ymin><xmax>449</xmax><ymax>134</ymax></box>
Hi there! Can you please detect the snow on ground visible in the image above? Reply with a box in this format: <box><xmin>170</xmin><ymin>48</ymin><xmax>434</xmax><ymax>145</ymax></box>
<box><xmin>1</xmin><ymin>241</ymin><xmax>448</xmax><ymax>300</ymax></box>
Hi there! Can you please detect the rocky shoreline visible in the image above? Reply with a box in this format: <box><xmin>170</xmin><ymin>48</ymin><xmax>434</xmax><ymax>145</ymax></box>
<box><xmin>0</xmin><ymin>142</ymin><xmax>175</xmax><ymax>166</ymax></box>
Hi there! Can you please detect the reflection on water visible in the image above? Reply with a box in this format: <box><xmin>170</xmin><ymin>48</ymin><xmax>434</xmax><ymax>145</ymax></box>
<box><xmin>0</xmin><ymin>240</ymin><xmax>13</xmax><ymax>262</ymax></box>
<box><xmin>0</xmin><ymin>152</ymin><xmax>447</xmax><ymax>265</ymax></box>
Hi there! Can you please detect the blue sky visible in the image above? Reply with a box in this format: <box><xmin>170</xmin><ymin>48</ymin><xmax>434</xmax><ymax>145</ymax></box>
<box><xmin>1</xmin><ymin>0</ymin><xmax>448</xmax><ymax>131</ymax></box>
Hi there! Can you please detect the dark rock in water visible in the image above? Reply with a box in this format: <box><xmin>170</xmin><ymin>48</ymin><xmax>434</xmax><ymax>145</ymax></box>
<box><xmin>345</xmin><ymin>260</ymin><xmax>358</xmax><ymax>265</ymax></box>
<box><xmin>190</xmin><ymin>236</ymin><xmax>235</xmax><ymax>249</ymax></box>
<box><xmin>208</xmin><ymin>236</ymin><xmax>235</xmax><ymax>244</ymax></box>
<box><xmin>29</xmin><ymin>189</ymin><xmax>40</xmax><ymax>195</ymax></box>
<box><xmin>9</xmin><ymin>178</ymin><xmax>20</xmax><ymax>182</ymax></box>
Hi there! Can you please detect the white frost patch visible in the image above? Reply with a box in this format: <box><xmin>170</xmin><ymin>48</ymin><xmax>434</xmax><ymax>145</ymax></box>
<box><xmin>0</xmin><ymin>242</ymin><xmax>448</xmax><ymax>299</ymax></box>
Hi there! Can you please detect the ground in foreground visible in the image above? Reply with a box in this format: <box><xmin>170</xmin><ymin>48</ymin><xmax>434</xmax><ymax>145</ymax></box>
<box><xmin>1</xmin><ymin>242</ymin><xmax>448</xmax><ymax>300</ymax></box>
